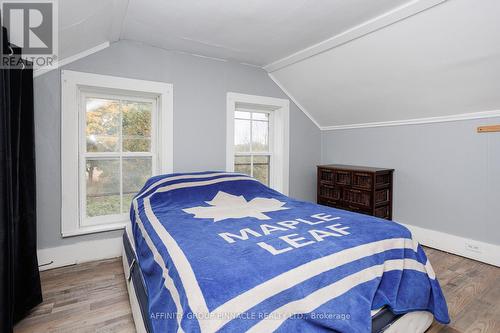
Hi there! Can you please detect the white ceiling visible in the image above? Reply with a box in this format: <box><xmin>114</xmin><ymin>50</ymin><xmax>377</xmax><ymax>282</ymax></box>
<box><xmin>58</xmin><ymin>0</ymin><xmax>412</xmax><ymax>66</ymax></box>
<box><xmin>56</xmin><ymin>0</ymin><xmax>500</xmax><ymax>128</ymax></box>
<box><xmin>120</xmin><ymin>0</ymin><xmax>411</xmax><ymax>66</ymax></box>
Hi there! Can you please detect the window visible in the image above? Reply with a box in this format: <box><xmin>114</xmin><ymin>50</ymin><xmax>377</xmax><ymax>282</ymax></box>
<box><xmin>82</xmin><ymin>94</ymin><xmax>156</xmax><ymax>225</ymax></box>
<box><xmin>62</xmin><ymin>71</ymin><xmax>173</xmax><ymax>237</ymax></box>
<box><xmin>233</xmin><ymin>110</ymin><xmax>271</xmax><ymax>185</ymax></box>
<box><xmin>226</xmin><ymin>93</ymin><xmax>289</xmax><ymax>194</ymax></box>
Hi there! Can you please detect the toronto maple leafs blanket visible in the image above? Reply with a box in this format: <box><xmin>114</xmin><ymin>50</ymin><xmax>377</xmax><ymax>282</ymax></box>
<box><xmin>131</xmin><ymin>172</ymin><xmax>450</xmax><ymax>333</ymax></box>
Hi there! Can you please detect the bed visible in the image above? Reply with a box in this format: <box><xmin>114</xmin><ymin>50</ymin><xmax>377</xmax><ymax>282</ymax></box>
<box><xmin>123</xmin><ymin>172</ymin><xmax>449</xmax><ymax>332</ymax></box>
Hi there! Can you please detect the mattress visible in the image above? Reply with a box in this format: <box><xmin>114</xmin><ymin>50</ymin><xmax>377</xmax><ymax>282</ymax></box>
<box><xmin>122</xmin><ymin>224</ymin><xmax>434</xmax><ymax>333</ymax></box>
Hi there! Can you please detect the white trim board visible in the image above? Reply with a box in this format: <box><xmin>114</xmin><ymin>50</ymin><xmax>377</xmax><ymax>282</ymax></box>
<box><xmin>321</xmin><ymin>110</ymin><xmax>500</xmax><ymax>131</ymax></box>
<box><xmin>34</xmin><ymin>41</ymin><xmax>111</xmax><ymax>78</ymax></box>
<box><xmin>400</xmin><ymin>223</ymin><xmax>500</xmax><ymax>267</ymax></box>
<box><xmin>37</xmin><ymin>235</ymin><xmax>123</xmax><ymax>271</ymax></box>
<box><xmin>264</xmin><ymin>0</ymin><xmax>447</xmax><ymax>72</ymax></box>
<box><xmin>268</xmin><ymin>73</ymin><xmax>321</xmax><ymax>129</ymax></box>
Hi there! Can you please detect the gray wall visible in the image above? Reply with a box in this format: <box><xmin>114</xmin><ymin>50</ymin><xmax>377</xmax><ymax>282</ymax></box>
<box><xmin>35</xmin><ymin>40</ymin><xmax>321</xmax><ymax>250</ymax></box>
<box><xmin>321</xmin><ymin>117</ymin><xmax>500</xmax><ymax>245</ymax></box>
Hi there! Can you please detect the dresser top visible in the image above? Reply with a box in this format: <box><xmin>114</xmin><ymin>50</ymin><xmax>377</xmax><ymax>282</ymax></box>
<box><xmin>317</xmin><ymin>164</ymin><xmax>394</xmax><ymax>172</ymax></box>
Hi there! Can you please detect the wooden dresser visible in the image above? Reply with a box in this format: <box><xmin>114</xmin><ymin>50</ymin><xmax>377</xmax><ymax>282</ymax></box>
<box><xmin>317</xmin><ymin>164</ymin><xmax>394</xmax><ymax>220</ymax></box>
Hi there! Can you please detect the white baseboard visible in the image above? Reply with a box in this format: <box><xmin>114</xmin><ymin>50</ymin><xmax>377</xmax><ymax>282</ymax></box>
<box><xmin>401</xmin><ymin>223</ymin><xmax>500</xmax><ymax>267</ymax></box>
<box><xmin>37</xmin><ymin>235</ymin><xmax>123</xmax><ymax>271</ymax></box>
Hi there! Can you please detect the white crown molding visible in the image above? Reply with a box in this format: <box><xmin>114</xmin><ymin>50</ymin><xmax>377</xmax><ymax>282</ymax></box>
<box><xmin>400</xmin><ymin>222</ymin><xmax>500</xmax><ymax>267</ymax></box>
<box><xmin>268</xmin><ymin>73</ymin><xmax>322</xmax><ymax>129</ymax></box>
<box><xmin>33</xmin><ymin>41</ymin><xmax>111</xmax><ymax>78</ymax></box>
<box><xmin>264</xmin><ymin>0</ymin><xmax>447</xmax><ymax>73</ymax></box>
<box><xmin>321</xmin><ymin>110</ymin><xmax>500</xmax><ymax>131</ymax></box>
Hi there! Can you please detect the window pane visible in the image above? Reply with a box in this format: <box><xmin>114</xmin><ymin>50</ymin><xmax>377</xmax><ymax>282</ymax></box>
<box><xmin>235</xmin><ymin>111</ymin><xmax>251</xmax><ymax>119</ymax></box>
<box><xmin>122</xmin><ymin>101</ymin><xmax>152</xmax><ymax>152</ymax></box>
<box><xmin>251</xmin><ymin>120</ymin><xmax>269</xmax><ymax>152</ymax></box>
<box><xmin>252</xmin><ymin>112</ymin><xmax>269</xmax><ymax>121</ymax></box>
<box><xmin>122</xmin><ymin>157</ymin><xmax>152</xmax><ymax>213</ymax></box>
<box><xmin>235</xmin><ymin>119</ymin><xmax>251</xmax><ymax>152</ymax></box>
<box><xmin>253</xmin><ymin>155</ymin><xmax>270</xmax><ymax>185</ymax></box>
<box><xmin>86</xmin><ymin>98</ymin><xmax>120</xmax><ymax>152</ymax></box>
<box><xmin>234</xmin><ymin>155</ymin><xmax>251</xmax><ymax>176</ymax></box>
<box><xmin>86</xmin><ymin>159</ymin><xmax>120</xmax><ymax>217</ymax></box>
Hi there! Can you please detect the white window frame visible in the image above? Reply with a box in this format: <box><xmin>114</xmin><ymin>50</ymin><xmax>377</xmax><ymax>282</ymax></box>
<box><xmin>61</xmin><ymin>70</ymin><xmax>173</xmax><ymax>237</ymax></box>
<box><xmin>226</xmin><ymin>92</ymin><xmax>290</xmax><ymax>194</ymax></box>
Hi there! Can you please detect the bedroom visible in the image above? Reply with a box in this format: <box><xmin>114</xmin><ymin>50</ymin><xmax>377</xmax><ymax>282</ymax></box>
<box><xmin>0</xmin><ymin>0</ymin><xmax>499</xmax><ymax>332</ymax></box>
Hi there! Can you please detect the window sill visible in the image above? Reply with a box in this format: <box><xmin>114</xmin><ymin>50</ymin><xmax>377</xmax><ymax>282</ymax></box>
<box><xmin>61</xmin><ymin>221</ymin><xmax>128</xmax><ymax>238</ymax></box>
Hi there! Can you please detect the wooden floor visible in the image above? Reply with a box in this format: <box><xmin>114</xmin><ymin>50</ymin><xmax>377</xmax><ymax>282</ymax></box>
<box><xmin>424</xmin><ymin>248</ymin><xmax>500</xmax><ymax>333</ymax></box>
<box><xmin>15</xmin><ymin>258</ymin><xmax>135</xmax><ymax>333</ymax></box>
<box><xmin>14</xmin><ymin>247</ymin><xmax>500</xmax><ymax>333</ymax></box>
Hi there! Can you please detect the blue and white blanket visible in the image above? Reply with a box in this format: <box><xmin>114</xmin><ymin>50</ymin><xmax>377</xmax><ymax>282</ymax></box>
<box><xmin>131</xmin><ymin>172</ymin><xmax>450</xmax><ymax>333</ymax></box>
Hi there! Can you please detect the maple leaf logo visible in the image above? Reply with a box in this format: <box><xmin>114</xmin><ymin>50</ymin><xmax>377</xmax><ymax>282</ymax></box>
<box><xmin>182</xmin><ymin>191</ymin><xmax>289</xmax><ymax>222</ymax></box>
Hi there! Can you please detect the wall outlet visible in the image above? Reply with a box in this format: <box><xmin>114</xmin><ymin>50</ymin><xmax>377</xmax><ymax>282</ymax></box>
<box><xmin>465</xmin><ymin>242</ymin><xmax>482</xmax><ymax>253</ymax></box>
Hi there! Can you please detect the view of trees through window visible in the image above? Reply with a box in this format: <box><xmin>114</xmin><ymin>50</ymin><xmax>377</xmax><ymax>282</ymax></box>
<box><xmin>234</xmin><ymin>110</ymin><xmax>271</xmax><ymax>185</ymax></box>
<box><xmin>85</xmin><ymin>97</ymin><xmax>154</xmax><ymax>218</ymax></box>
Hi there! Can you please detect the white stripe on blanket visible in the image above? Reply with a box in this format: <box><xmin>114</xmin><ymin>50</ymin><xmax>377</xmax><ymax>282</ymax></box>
<box><xmin>247</xmin><ymin>258</ymin><xmax>428</xmax><ymax>333</ymax></box>
<box><xmin>134</xmin><ymin>200</ymin><xmax>184</xmax><ymax>333</ymax></box>
<box><xmin>205</xmin><ymin>237</ymin><xmax>422</xmax><ymax>332</ymax></box>
<box><xmin>136</xmin><ymin>172</ymin><xmax>249</xmax><ymax>200</ymax></box>
<box><xmin>153</xmin><ymin>176</ymin><xmax>258</xmax><ymax>194</ymax></box>
<box><xmin>143</xmin><ymin>197</ymin><xmax>210</xmax><ymax>316</ymax></box>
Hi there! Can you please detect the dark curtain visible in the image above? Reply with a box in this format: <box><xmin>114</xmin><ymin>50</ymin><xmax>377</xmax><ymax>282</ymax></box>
<box><xmin>0</xmin><ymin>27</ymin><xmax>42</xmax><ymax>333</ymax></box>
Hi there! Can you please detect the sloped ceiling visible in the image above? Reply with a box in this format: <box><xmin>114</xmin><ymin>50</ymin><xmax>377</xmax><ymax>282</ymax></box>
<box><xmin>59</xmin><ymin>0</ymin><xmax>127</xmax><ymax>59</ymax></box>
<box><xmin>120</xmin><ymin>0</ymin><xmax>410</xmax><ymax>66</ymax></box>
<box><xmin>57</xmin><ymin>0</ymin><xmax>412</xmax><ymax>66</ymax></box>
<box><xmin>56</xmin><ymin>0</ymin><xmax>500</xmax><ymax>128</ymax></box>
<box><xmin>270</xmin><ymin>0</ymin><xmax>500</xmax><ymax>127</ymax></box>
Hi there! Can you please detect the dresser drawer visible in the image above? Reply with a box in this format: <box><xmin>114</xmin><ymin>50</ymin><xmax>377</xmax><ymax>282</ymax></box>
<box><xmin>343</xmin><ymin>189</ymin><xmax>372</xmax><ymax>208</ymax></box>
<box><xmin>374</xmin><ymin>205</ymin><xmax>390</xmax><ymax>219</ymax></box>
<box><xmin>375</xmin><ymin>173</ymin><xmax>392</xmax><ymax>187</ymax></box>
<box><xmin>352</xmin><ymin>172</ymin><xmax>373</xmax><ymax>190</ymax></box>
<box><xmin>318</xmin><ymin>168</ymin><xmax>334</xmax><ymax>183</ymax></box>
<box><xmin>334</xmin><ymin>170</ymin><xmax>351</xmax><ymax>186</ymax></box>
<box><xmin>319</xmin><ymin>184</ymin><xmax>341</xmax><ymax>201</ymax></box>
<box><xmin>374</xmin><ymin>188</ymin><xmax>390</xmax><ymax>204</ymax></box>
